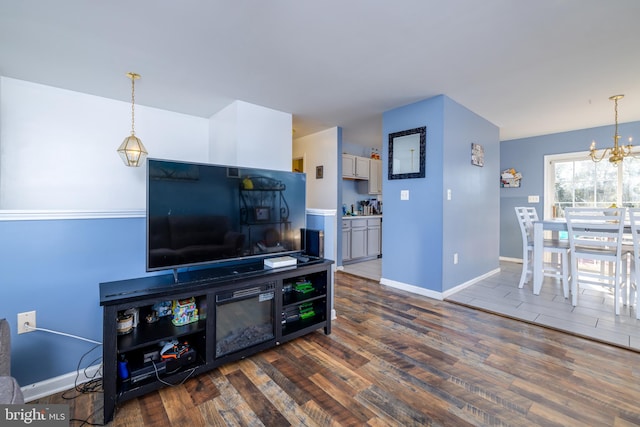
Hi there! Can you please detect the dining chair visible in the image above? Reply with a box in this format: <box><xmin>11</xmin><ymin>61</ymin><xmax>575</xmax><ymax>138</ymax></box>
<box><xmin>627</xmin><ymin>208</ymin><xmax>640</xmax><ymax>318</ymax></box>
<box><xmin>514</xmin><ymin>207</ymin><xmax>570</xmax><ymax>297</ymax></box>
<box><xmin>564</xmin><ymin>207</ymin><xmax>626</xmax><ymax>315</ymax></box>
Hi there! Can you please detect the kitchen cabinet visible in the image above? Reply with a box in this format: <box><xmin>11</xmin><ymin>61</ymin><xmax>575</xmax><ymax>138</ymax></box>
<box><xmin>358</xmin><ymin>159</ymin><xmax>382</xmax><ymax>195</ymax></box>
<box><xmin>350</xmin><ymin>219</ymin><xmax>367</xmax><ymax>259</ymax></box>
<box><xmin>366</xmin><ymin>218</ymin><xmax>381</xmax><ymax>256</ymax></box>
<box><xmin>342</xmin><ymin>216</ymin><xmax>382</xmax><ymax>264</ymax></box>
<box><xmin>342</xmin><ymin>154</ymin><xmax>370</xmax><ymax>180</ymax></box>
<box><xmin>341</xmin><ymin>221</ymin><xmax>351</xmax><ymax>262</ymax></box>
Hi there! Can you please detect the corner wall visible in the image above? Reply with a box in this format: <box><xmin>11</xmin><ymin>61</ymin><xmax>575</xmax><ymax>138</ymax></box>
<box><xmin>292</xmin><ymin>127</ymin><xmax>340</xmax><ymax>210</ymax></box>
<box><xmin>382</xmin><ymin>96</ymin><xmax>446</xmax><ymax>291</ymax></box>
<box><xmin>210</xmin><ymin>100</ymin><xmax>292</xmax><ymax>171</ymax></box>
<box><xmin>382</xmin><ymin>95</ymin><xmax>499</xmax><ymax>295</ymax></box>
<box><xmin>442</xmin><ymin>96</ymin><xmax>500</xmax><ymax>291</ymax></box>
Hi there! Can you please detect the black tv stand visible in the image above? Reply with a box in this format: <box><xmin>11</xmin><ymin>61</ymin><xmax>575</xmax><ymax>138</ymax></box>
<box><xmin>99</xmin><ymin>259</ymin><xmax>332</xmax><ymax>423</ymax></box>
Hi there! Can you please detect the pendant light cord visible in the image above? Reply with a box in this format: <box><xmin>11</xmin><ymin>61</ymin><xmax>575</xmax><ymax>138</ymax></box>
<box><xmin>130</xmin><ymin>75</ymin><xmax>136</xmax><ymax>136</ymax></box>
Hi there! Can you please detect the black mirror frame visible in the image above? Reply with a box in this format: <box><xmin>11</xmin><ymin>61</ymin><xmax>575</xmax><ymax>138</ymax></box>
<box><xmin>388</xmin><ymin>126</ymin><xmax>426</xmax><ymax>180</ymax></box>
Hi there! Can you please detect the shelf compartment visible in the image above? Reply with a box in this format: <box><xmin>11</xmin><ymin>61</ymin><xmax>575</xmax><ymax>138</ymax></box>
<box><xmin>117</xmin><ymin>316</ymin><xmax>206</xmax><ymax>353</ymax></box>
<box><xmin>118</xmin><ymin>330</ymin><xmax>206</xmax><ymax>393</ymax></box>
<box><xmin>281</xmin><ymin>298</ymin><xmax>327</xmax><ymax>336</ymax></box>
<box><xmin>282</xmin><ymin>274</ymin><xmax>327</xmax><ymax>306</ymax></box>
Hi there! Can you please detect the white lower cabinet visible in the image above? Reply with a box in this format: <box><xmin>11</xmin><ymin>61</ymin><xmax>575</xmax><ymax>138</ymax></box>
<box><xmin>350</xmin><ymin>219</ymin><xmax>367</xmax><ymax>259</ymax></box>
<box><xmin>342</xmin><ymin>223</ymin><xmax>351</xmax><ymax>262</ymax></box>
<box><xmin>342</xmin><ymin>217</ymin><xmax>381</xmax><ymax>263</ymax></box>
<box><xmin>366</xmin><ymin>219</ymin><xmax>381</xmax><ymax>256</ymax></box>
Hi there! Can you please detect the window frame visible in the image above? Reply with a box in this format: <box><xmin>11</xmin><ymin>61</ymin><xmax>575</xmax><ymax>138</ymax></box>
<box><xmin>544</xmin><ymin>150</ymin><xmax>628</xmax><ymax>218</ymax></box>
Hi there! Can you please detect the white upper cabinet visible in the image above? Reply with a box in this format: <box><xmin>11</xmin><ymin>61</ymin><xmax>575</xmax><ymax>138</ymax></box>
<box><xmin>342</xmin><ymin>154</ymin><xmax>370</xmax><ymax>180</ymax></box>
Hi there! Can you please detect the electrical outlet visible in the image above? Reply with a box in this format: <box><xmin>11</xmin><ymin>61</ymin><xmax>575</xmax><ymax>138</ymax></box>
<box><xmin>17</xmin><ymin>311</ymin><xmax>36</xmax><ymax>334</ymax></box>
<box><xmin>400</xmin><ymin>190</ymin><xmax>409</xmax><ymax>200</ymax></box>
<box><xmin>447</xmin><ymin>189</ymin><xmax>452</xmax><ymax>200</ymax></box>
<box><xmin>453</xmin><ymin>253</ymin><xmax>459</xmax><ymax>264</ymax></box>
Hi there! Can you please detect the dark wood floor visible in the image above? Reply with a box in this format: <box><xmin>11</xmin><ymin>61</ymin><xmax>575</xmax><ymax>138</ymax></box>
<box><xmin>35</xmin><ymin>271</ymin><xmax>640</xmax><ymax>426</ymax></box>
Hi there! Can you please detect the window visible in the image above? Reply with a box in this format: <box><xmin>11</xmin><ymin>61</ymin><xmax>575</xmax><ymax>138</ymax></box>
<box><xmin>545</xmin><ymin>151</ymin><xmax>640</xmax><ymax>217</ymax></box>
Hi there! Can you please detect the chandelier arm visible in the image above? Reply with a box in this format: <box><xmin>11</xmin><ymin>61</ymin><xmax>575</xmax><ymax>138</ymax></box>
<box><xmin>589</xmin><ymin>147</ymin><xmax>610</xmax><ymax>163</ymax></box>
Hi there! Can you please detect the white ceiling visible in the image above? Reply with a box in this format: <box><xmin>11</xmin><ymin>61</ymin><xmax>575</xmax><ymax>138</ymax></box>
<box><xmin>1</xmin><ymin>1</ymin><xmax>639</xmax><ymax>146</ymax></box>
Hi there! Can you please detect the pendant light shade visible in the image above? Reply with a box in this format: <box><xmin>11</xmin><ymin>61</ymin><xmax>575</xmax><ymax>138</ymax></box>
<box><xmin>117</xmin><ymin>72</ymin><xmax>148</xmax><ymax>167</ymax></box>
<box><xmin>117</xmin><ymin>134</ymin><xmax>147</xmax><ymax>167</ymax></box>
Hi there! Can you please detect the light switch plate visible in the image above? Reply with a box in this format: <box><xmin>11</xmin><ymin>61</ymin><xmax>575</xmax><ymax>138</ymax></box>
<box><xmin>528</xmin><ymin>195</ymin><xmax>540</xmax><ymax>203</ymax></box>
<box><xmin>401</xmin><ymin>190</ymin><xmax>409</xmax><ymax>200</ymax></box>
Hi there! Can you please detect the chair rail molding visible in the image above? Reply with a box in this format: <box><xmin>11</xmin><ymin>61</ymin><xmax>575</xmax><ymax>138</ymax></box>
<box><xmin>0</xmin><ymin>210</ymin><xmax>146</xmax><ymax>221</ymax></box>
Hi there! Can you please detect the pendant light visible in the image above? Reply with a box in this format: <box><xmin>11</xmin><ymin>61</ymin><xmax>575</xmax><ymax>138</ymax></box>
<box><xmin>589</xmin><ymin>94</ymin><xmax>633</xmax><ymax>164</ymax></box>
<box><xmin>117</xmin><ymin>72</ymin><xmax>148</xmax><ymax>167</ymax></box>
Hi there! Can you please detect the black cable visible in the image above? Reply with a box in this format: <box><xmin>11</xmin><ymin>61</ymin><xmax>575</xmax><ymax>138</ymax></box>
<box><xmin>151</xmin><ymin>359</ymin><xmax>197</xmax><ymax>386</ymax></box>
<box><xmin>60</xmin><ymin>343</ymin><xmax>106</xmax><ymax>426</ymax></box>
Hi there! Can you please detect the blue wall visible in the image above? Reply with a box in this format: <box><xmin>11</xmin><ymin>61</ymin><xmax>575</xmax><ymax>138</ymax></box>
<box><xmin>442</xmin><ymin>97</ymin><xmax>500</xmax><ymax>290</ymax></box>
<box><xmin>306</xmin><ymin>212</ymin><xmax>336</xmax><ymax>262</ymax></box>
<box><xmin>382</xmin><ymin>96</ymin><xmax>445</xmax><ymax>289</ymax></box>
<box><xmin>381</xmin><ymin>95</ymin><xmax>499</xmax><ymax>293</ymax></box>
<box><xmin>500</xmin><ymin>120</ymin><xmax>640</xmax><ymax>258</ymax></box>
<box><xmin>2</xmin><ymin>210</ymin><xmax>335</xmax><ymax>386</ymax></box>
<box><xmin>1</xmin><ymin>216</ymin><xmax>153</xmax><ymax>385</ymax></box>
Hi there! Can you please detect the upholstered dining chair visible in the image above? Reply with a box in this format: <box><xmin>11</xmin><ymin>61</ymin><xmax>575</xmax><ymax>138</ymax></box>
<box><xmin>514</xmin><ymin>207</ymin><xmax>570</xmax><ymax>297</ymax></box>
<box><xmin>564</xmin><ymin>207</ymin><xmax>626</xmax><ymax>315</ymax></box>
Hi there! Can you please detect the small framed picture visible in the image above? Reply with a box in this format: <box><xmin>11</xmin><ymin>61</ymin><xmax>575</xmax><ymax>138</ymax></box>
<box><xmin>471</xmin><ymin>143</ymin><xmax>484</xmax><ymax>167</ymax></box>
<box><xmin>254</xmin><ymin>207</ymin><xmax>270</xmax><ymax>221</ymax></box>
<box><xmin>316</xmin><ymin>165</ymin><xmax>324</xmax><ymax>179</ymax></box>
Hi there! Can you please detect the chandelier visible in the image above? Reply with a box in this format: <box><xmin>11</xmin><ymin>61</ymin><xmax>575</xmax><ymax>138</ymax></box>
<box><xmin>589</xmin><ymin>94</ymin><xmax>633</xmax><ymax>164</ymax></box>
<box><xmin>117</xmin><ymin>72</ymin><xmax>148</xmax><ymax>167</ymax></box>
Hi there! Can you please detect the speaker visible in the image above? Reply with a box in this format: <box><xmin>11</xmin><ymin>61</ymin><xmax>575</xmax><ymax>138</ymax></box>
<box><xmin>301</xmin><ymin>228</ymin><xmax>324</xmax><ymax>258</ymax></box>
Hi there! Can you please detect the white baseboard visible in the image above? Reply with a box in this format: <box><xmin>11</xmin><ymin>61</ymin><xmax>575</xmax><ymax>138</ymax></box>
<box><xmin>442</xmin><ymin>267</ymin><xmax>501</xmax><ymax>299</ymax></box>
<box><xmin>21</xmin><ymin>364</ymin><xmax>102</xmax><ymax>402</ymax></box>
<box><xmin>380</xmin><ymin>278</ymin><xmax>445</xmax><ymax>300</ymax></box>
<box><xmin>380</xmin><ymin>267</ymin><xmax>502</xmax><ymax>301</ymax></box>
<box><xmin>500</xmin><ymin>256</ymin><xmax>523</xmax><ymax>264</ymax></box>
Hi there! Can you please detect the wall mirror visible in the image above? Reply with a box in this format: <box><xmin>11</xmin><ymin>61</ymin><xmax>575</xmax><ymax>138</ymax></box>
<box><xmin>388</xmin><ymin>126</ymin><xmax>426</xmax><ymax>180</ymax></box>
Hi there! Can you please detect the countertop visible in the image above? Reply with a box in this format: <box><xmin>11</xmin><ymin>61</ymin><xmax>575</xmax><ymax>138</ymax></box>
<box><xmin>342</xmin><ymin>214</ymin><xmax>382</xmax><ymax>219</ymax></box>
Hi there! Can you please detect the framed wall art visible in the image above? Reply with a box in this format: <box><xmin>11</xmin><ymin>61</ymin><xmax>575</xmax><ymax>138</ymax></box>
<box><xmin>471</xmin><ymin>143</ymin><xmax>484</xmax><ymax>167</ymax></box>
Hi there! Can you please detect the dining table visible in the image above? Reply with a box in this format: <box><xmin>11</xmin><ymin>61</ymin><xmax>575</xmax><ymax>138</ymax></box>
<box><xmin>532</xmin><ymin>217</ymin><xmax>632</xmax><ymax>295</ymax></box>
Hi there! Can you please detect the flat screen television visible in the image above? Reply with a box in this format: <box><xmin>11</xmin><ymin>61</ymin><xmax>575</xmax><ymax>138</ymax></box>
<box><xmin>146</xmin><ymin>158</ymin><xmax>307</xmax><ymax>272</ymax></box>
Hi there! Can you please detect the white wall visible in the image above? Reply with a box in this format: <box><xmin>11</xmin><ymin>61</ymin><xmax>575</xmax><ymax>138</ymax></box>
<box><xmin>293</xmin><ymin>127</ymin><xmax>339</xmax><ymax>210</ymax></box>
<box><xmin>0</xmin><ymin>77</ymin><xmax>209</xmax><ymax>210</ymax></box>
<box><xmin>210</xmin><ymin>100</ymin><xmax>292</xmax><ymax>171</ymax></box>
<box><xmin>208</xmin><ymin>102</ymin><xmax>238</xmax><ymax>166</ymax></box>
